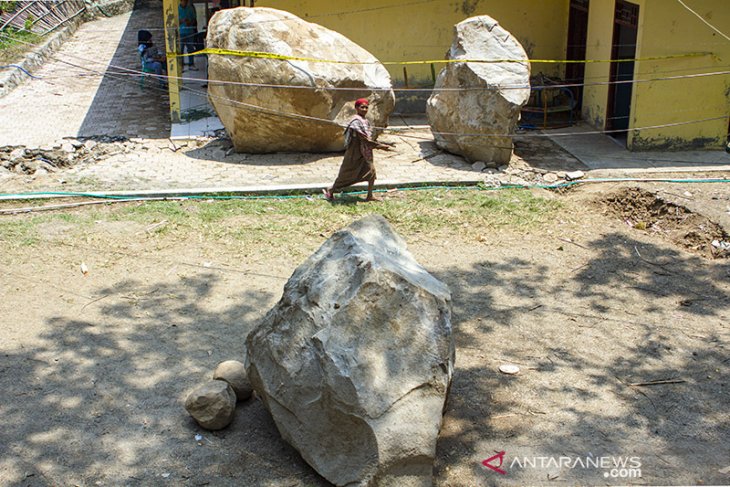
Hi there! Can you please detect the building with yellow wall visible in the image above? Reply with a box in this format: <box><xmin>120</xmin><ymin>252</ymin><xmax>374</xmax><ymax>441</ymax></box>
<box><xmin>167</xmin><ymin>0</ymin><xmax>730</xmax><ymax>151</ymax></box>
<box><xmin>253</xmin><ymin>0</ymin><xmax>730</xmax><ymax>151</ymax></box>
<box><xmin>256</xmin><ymin>0</ymin><xmax>570</xmax><ymax>86</ymax></box>
<box><xmin>582</xmin><ymin>0</ymin><xmax>730</xmax><ymax>150</ymax></box>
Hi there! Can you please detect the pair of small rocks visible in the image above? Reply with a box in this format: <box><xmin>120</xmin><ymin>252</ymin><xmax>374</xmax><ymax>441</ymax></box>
<box><xmin>184</xmin><ymin>360</ymin><xmax>253</xmax><ymax>430</ymax></box>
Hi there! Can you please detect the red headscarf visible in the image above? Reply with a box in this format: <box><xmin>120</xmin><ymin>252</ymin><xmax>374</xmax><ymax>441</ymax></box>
<box><xmin>355</xmin><ymin>98</ymin><xmax>369</xmax><ymax>107</ymax></box>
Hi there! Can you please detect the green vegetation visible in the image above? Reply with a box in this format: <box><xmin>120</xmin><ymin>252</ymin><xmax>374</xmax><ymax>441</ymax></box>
<box><xmin>0</xmin><ymin>27</ymin><xmax>41</xmax><ymax>64</ymax></box>
<box><xmin>0</xmin><ymin>218</ymin><xmax>40</xmax><ymax>246</ymax></box>
<box><xmin>181</xmin><ymin>107</ymin><xmax>216</xmax><ymax>122</ymax></box>
<box><xmin>0</xmin><ymin>1</ymin><xmax>18</xmax><ymax>14</ymax></box>
<box><xmin>0</xmin><ymin>188</ymin><xmax>562</xmax><ymax>253</ymax></box>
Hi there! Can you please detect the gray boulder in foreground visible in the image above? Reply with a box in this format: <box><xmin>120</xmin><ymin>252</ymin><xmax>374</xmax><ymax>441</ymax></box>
<box><xmin>426</xmin><ymin>15</ymin><xmax>531</xmax><ymax>164</ymax></box>
<box><xmin>206</xmin><ymin>7</ymin><xmax>395</xmax><ymax>153</ymax></box>
<box><xmin>246</xmin><ymin>215</ymin><xmax>454</xmax><ymax>486</ymax></box>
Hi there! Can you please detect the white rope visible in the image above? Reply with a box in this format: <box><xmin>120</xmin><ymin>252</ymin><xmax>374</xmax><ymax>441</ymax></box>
<box><xmin>676</xmin><ymin>0</ymin><xmax>730</xmax><ymax>42</ymax></box>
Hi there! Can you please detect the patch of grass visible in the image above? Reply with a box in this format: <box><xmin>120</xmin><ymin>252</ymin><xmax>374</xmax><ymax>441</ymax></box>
<box><xmin>117</xmin><ymin>200</ymin><xmax>192</xmax><ymax>222</ymax></box>
<box><xmin>0</xmin><ymin>218</ymin><xmax>40</xmax><ymax>246</ymax></box>
<box><xmin>0</xmin><ymin>188</ymin><xmax>562</xmax><ymax>250</ymax></box>
<box><xmin>0</xmin><ymin>27</ymin><xmax>41</xmax><ymax>64</ymax></box>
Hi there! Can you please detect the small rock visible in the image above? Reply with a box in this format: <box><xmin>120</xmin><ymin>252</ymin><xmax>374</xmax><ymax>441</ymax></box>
<box><xmin>482</xmin><ymin>175</ymin><xmax>501</xmax><ymax>187</ymax></box>
<box><xmin>61</xmin><ymin>143</ymin><xmax>75</xmax><ymax>153</ymax></box>
<box><xmin>38</xmin><ymin>160</ymin><xmax>57</xmax><ymax>172</ymax></box>
<box><xmin>69</xmin><ymin>139</ymin><xmax>83</xmax><ymax>149</ymax></box>
<box><xmin>485</xmin><ymin>161</ymin><xmax>499</xmax><ymax>169</ymax></box>
<box><xmin>499</xmin><ymin>364</ymin><xmax>520</xmax><ymax>375</ymax></box>
<box><xmin>213</xmin><ymin>360</ymin><xmax>253</xmax><ymax>402</ymax></box>
<box><xmin>84</xmin><ymin>140</ymin><xmax>98</xmax><ymax>151</ymax></box>
<box><xmin>543</xmin><ymin>173</ymin><xmax>559</xmax><ymax>183</ymax></box>
<box><xmin>565</xmin><ymin>170</ymin><xmax>585</xmax><ymax>181</ymax></box>
<box><xmin>184</xmin><ymin>380</ymin><xmax>237</xmax><ymax>430</ymax></box>
<box><xmin>9</xmin><ymin>148</ymin><xmax>26</xmax><ymax>161</ymax></box>
<box><xmin>471</xmin><ymin>161</ymin><xmax>487</xmax><ymax>172</ymax></box>
<box><xmin>508</xmin><ymin>177</ymin><xmax>529</xmax><ymax>186</ymax></box>
<box><xmin>497</xmin><ymin>165</ymin><xmax>508</xmax><ymax>172</ymax></box>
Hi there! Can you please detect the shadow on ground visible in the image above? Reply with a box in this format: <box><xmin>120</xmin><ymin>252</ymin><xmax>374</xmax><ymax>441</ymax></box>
<box><xmin>433</xmin><ymin>232</ymin><xmax>729</xmax><ymax>485</ymax></box>
<box><xmin>0</xmin><ymin>271</ymin><xmax>328</xmax><ymax>486</ymax></box>
<box><xmin>1</xmin><ymin>229</ymin><xmax>727</xmax><ymax>486</ymax></box>
<box><xmin>77</xmin><ymin>0</ymin><xmax>170</xmax><ymax>140</ymax></box>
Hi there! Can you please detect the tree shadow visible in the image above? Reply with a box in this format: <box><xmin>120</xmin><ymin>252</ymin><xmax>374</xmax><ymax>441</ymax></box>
<box><xmin>2</xmin><ymin>227</ymin><xmax>727</xmax><ymax>486</ymax></box>
<box><xmin>573</xmin><ymin>233</ymin><xmax>729</xmax><ymax>317</ymax></box>
<box><xmin>513</xmin><ymin>135</ymin><xmax>589</xmax><ymax>172</ymax></box>
<box><xmin>182</xmin><ymin>138</ymin><xmax>342</xmax><ymax>166</ymax></box>
<box><xmin>0</xmin><ymin>271</ymin><xmax>330</xmax><ymax>486</ymax></box>
<box><xmin>430</xmin><ymin>232</ymin><xmax>729</xmax><ymax>485</ymax></box>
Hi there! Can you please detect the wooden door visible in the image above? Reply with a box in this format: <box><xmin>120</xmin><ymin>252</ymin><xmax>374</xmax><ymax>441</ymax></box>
<box><xmin>566</xmin><ymin>0</ymin><xmax>589</xmax><ymax>111</ymax></box>
<box><xmin>606</xmin><ymin>0</ymin><xmax>639</xmax><ymax>138</ymax></box>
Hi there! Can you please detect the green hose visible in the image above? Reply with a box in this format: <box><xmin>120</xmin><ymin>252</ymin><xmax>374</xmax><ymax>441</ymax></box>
<box><xmin>0</xmin><ymin>177</ymin><xmax>729</xmax><ymax>203</ymax></box>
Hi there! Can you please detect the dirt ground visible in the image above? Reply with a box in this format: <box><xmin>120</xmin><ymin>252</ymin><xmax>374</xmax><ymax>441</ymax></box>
<box><xmin>1</xmin><ymin>164</ymin><xmax>729</xmax><ymax>486</ymax></box>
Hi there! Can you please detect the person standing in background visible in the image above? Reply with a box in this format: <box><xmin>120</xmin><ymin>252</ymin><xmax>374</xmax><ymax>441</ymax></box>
<box><xmin>178</xmin><ymin>0</ymin><xmax>198</xmax><ymax>70</ymax></box>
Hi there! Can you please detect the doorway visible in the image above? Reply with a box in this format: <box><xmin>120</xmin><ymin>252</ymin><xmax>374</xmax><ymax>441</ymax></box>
<box><xmin>566</xmin><ymin>0</ymin><xmax>589</xmax><ymax>112</ymax></box>
<box><xmin>606</xmin><ymin>0</ymin><xmax>639</xmax><ymax>142</ymax></box>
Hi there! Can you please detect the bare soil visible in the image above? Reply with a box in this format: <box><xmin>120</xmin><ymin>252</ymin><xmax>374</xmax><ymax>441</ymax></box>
<box><xmin>1</xmin><ymin>180</ymin><xmax>729</xmax><ymax>486</ymax></box>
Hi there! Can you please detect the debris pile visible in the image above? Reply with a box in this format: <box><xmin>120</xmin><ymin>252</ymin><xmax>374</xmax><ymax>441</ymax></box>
<box><xmin>605</xmin><ymin>187</ymin><xmax>730</xmax><ymax>259</ymax></box>
<box><xmin>0</xmin><ymin>136</ymin><xmax>128</xmax><ymax>175</ymax></box>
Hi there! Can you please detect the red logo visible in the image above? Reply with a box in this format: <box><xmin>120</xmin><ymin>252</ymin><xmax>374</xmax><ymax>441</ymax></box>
<box><xmin>482</xmin><ymin>451</ymin><xmax>507</xmax><ymax>475</ymax></box>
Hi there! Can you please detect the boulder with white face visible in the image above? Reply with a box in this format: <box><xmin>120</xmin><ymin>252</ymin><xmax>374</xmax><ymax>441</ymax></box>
<box><xmin>427</xmin><ymin>15</ymin><xmax>531</xmax><ymax>164</ymax></box>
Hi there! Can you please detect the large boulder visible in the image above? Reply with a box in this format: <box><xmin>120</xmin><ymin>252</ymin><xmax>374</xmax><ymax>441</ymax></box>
<box><xmin>206</xmin><ymin>7</ymin><xmax>395</xmax><ymax>153</ymax></box>
<box><xmin>246</xmin><ymin>215</ymin><xmax>454</xmax><ymax>487</ymax></box>
<box><xmin>426</xmin><ymin>15</ymin><xmax>531</xmax><ymax>164</ymax></box>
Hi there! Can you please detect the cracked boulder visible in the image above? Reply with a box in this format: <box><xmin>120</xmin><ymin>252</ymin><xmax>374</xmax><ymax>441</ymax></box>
<box><xmin>426</xmin><ymin>15</ymin><xmax>531</xmax><ymax>164</ymax></box>
<box><xmin>206</xmin><ymin>7</ymin><xmax>395</xmax><ymax>153</ymax></box>
<box><xmin>246</xmin><ymin>215</ymin><xmax>454</xmax><ymax>486</ymax></box>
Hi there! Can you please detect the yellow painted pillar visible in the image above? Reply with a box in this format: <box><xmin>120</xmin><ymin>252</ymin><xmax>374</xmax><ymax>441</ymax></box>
<box><xmin>162</xmin><ymin>0</ymin><xmax>182</xmax><ymax>123</ymax></box>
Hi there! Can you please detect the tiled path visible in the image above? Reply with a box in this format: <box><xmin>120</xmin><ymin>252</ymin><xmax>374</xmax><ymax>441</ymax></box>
<box><xmin>0</xmin><ymin>2</ymin><xmax>170</xmax><ymax>148</ymax></box>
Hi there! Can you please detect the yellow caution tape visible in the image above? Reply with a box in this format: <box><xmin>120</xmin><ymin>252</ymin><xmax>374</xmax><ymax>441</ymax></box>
<box><xmin>173</xmin><ymin>48</ymin><xmax>710</xmax><ymax>65</ymax></box>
